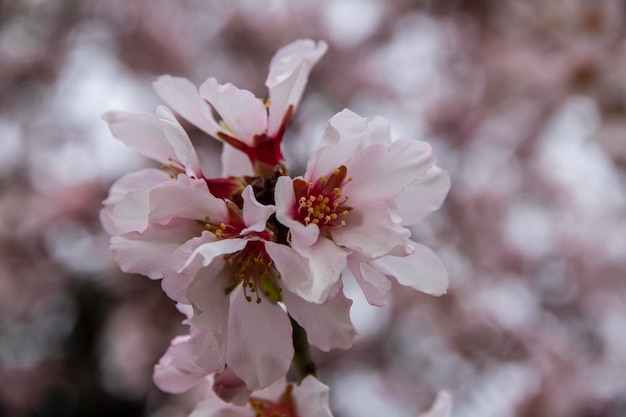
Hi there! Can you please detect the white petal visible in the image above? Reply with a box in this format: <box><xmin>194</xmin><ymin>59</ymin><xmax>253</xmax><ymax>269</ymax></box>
<box><xmin>188</xmin><ymin>238</ymin><xmax>248</xmax><ymax>270</ymax></box>
<box><xmin>110</xmin><ymin>218</ymin><xmax>200</xmax><ymax>279</ymax></box>
<box><xmin>241</xmin><ymin>185</ymin><xmax>275</xmax><ymax>235</ymax></box>
<box><xmin>371</xmin><ymin>241</ymin><xmax>448</xmax><ymax>296</ymax></box>
<box><xmin>157</xmin><ymin>109</ymin><xmax>204</xmax><ymax>178</ymax></box>
<box><xmin>331</xmin><ymin>205</ymin><xmax>410</xmax><ymax>259</ymax></box>
<box><xmin>102</xmin><ymin>111</ymin><xmax>174</xmax><ymax>166</ymax></box>
<box><xmin>187</xmin><ymin>262</ymin><xmax>232</xmax><ymax>333</ymax></box>
<box><xmin>266</xmin><ymin>39</ymin><xmax>327</xmax><ymax>136</ymax></box>
<box><xmin>282</xmin><ymin>283</ymin><xmax>355</xmax><ymax>351</ymax></box>
<box><xmin>153</xmin><ymin>75</ymin><xmax>222</xmax><ymax>136</ymax></box>
<box><xmin>343</xmin><ymin>139</ymin><xmax>436</xmax><ymax>207</ymax></box>
<box><xmin>199</xmin><ymin>78</ymin><xmax>267</xmax><ymax>146</ymax></box>
<box><xmin>394</xmin><ymin>165</ymin><xmax>451</xmax><ymax>226</ymax></box>
<box><xmin>265</xmin><ymin>242</ymin><xmax>312</xmax><ymax>294</ymax></box>
<box><xmin>289</xmin><ymin>238</ymin><xmax>348</xmax><ymax>303</ymax></box>
<box><xmin>153</xmin><ymin>327</ymin><xmax>223</xmax><ymax>394</ymax></box>
<box><xmin>293</xmin><ymin>376</ymin><xmax>334</xmax><ymax>417</ymax></box>
<box><xmin>101</xmin><ymin>169</ymin><xmax>170</xmax><ymax>234</ymax></box>
<box><xmin>221</xmin><ymin>143</ymin><xmax>254</xmax><ymax>177</ymax></box>
<box><xmin>102</xmin><ymin>168</ymin><xmax>170</xmax><ymax>207</ymax></box>
<box><xmin>161</xmin><ymin>231</ymin><xmax>216</xmax><ymax>303</ymax></box>
<box><xmin>348</xmin><ymin>258</ymin><xmax>392</xmax><ymax>307</ymax></box>
<box><xmin>106</xmin><ymin>187</ymin><xmax>152</xmax><ymax>234</ymax></box>
<box><xmin>148</xmin><ymin>175</ymin><xmax>229</xmax><ymax>224</ymax></box>
<box><xmin>226</xmin><ymin>286</ymin><xmax>293</xmax><ymax>390</ymax></box>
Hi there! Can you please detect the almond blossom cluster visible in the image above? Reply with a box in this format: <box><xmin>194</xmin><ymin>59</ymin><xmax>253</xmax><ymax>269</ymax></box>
<box><xmin>101</xmin><ymin>39</ymin><xmax>450</xmax><ymax>416</ymax></box>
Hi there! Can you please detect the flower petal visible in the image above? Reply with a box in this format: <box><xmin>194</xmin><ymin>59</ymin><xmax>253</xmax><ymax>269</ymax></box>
<box><xmin>153</xmin><ymin>327</ymin><xmax>223</xmax><ymax>394</ymax></box>
<box><xmin>394</xmin><ymin>165</ymin><xmax>451</xmax><ymax>226</ymax></box>
<box><xmin>282</xmin><ymin>283</ymin><xmax>356</xmax><ymax>351</ymax></box>
<box><xmin>371</xmin><ymin>241</ymin><xmax>448</xmax><ymax>296</ymax></box>
<box><xmin>186</xmin><ymin>260</ymin><xmax>232</xmax><ymax>334</ymax></box>
<box><xmin>292</xmin><ymin>376</ymin><xmax>334</xmax><ymax>417</ymax></box>
<box><xmin>342</xmin><ymin>139</ymin><xmax>436</xmax><ymax>207</ymax></box>
<box><xmin>102</xmin><ymin>111</ymin><xmax>175</xmax><ymax>166</ymax></box>
<box><xmin>148</xmin><ymin>175</ymin><xmax>228</xmax><ymax>224</ymax></box>
<box><xmin>221</xmin><ymin>143</ymin><xmax>254</xmax><ymax>177</ymax></box>
<box><xmin>348</xmin><ymin>258</ymin><xmax>392</xmax><ymax>307</ymax></box>
<box><xmin>226</xmin><ymin>285</ymin><xmax>293</xmax><ymax>390</ymax></box>
<box><xmin>331</xmin><ymin>204</ymin><xmax>410</xmax><ymax>259</ymax></box>
<box><xmin>199</xmin><ymin>78</ymin><xmax>267</xmax><ymax>146</ymax></box>
<box><xmin>101</xmin><ymin>168</ymin><xmax>170</xmax><ymax>234</ymax></box>
<box><xmin>288</xmin><ymin>237</ymin><xmax>349</xmax><ymax>303</ymax></box>
<box><xmin>110</xmin><ymin>218</ymin><xmax>201</xmax><ymax>279</ymax></box>
<box><xmin>241</xmin><ymin>185</ymin><xmax>275</xmax><ymax>235</ymax></box>
<box><xmin>153</xmin><ymin>75</ymin><xmax>222</xmax><ymax>137</ymax></box>
<box><xmin>266</xmin><ymin>39</ymin><xmax>328</xmax><ymax>136</ymax></box>
<box><xmin>161</xmin><ymin>231</ymin><xmax>216</xmax><ymax>303</ymax></box>
<box><xmin>156</xmin><ymin>106</ymin><xmax>204</xmax><ymax>178</ymax></box>
<box><xmin>212</xmin><ymin>367</ymin><xmax>251</xmax><ymax>406</ymax></box>
<box><xmin>264</xmin><ymin>241</ymin><xmax>312</xmax><ymax>294</ymax></box>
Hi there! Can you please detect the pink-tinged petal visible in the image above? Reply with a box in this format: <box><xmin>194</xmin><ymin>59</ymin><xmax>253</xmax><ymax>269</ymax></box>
<box><xmin>252</xmin><ymin>377</ymin><xmax>288</xmax><ymax>401</ymax></box>
<box><xmin>153</xmin><ymin>327</ymin><xmax>223</xmax><ymax>394</ymax></box>
<box><xmin>241</xmin><ymin>185</ymin><xmax>275</xmax><ymax>235</ymax></box>
<box><xmin>331</xmin><ymin>205</ymin><xmax>410</xmax><ymax>258</ymax></box>
<box><xmin>102</xmin><ymin>168</ymin><xmax>170</xmax><ymax>207</ymax></box>
<box><xmin>153</xmin><ymin>75</ymin><xmax>222</xmax><ymax>136</ymax></box>
<box><xmin>187</xmin><ymin>262</ymin><xmax>231</xmax><ymax>334</ymax></box>
<box><xmin>102</xmin><ymin>111</ymin><xmax>175</xmax><ymax>166</ymax></box>
<box><xmin>221</xmin><ymin>143</ymin><xmax>254</xmax><ymax>177</ymax></box>
<box><xmin>394</xmin><ymin>166</ymin><xmax>451</xmax><ymax>226</ymax></box>
<box><xmin>418</xmin><ymin>391</ymin><xmax>453</xmax><ymax>417</ymax></box>
<box><xmin>188</xmin><ymin>238</ymin><xmax>248</xmax><ymax>270</ymax></box>
<box><xmin>305</xmin><ymin>111</ymin><xmax>365</xmax><ymax>180</ymax></box>
<box><xmin>149</xmin><ymin>175</ymin><xmax>229</xmax><ymax>224</ymax></box>
<box><xmin>289</xmin><ymin>237</ymin><xmax>348</xmax><ymax>303</ymax></box>
<box><xmin>199</xmin><ymin>78</ymin><xmax>267</xmax><ymax>146</ymax></box>
<box><xmin>157</xmin><ymin>107</ymin><xmax>204</xmax><ymax>178</ymax></box>
<box><xmin>282</xmin><ymin>283</ymin><xmax>356</xmax><ymax>351</ymax></box>
<box><xmin>371</xmin><ymin>241</ymin><xmax>448</xmax><ymax>296</ymax></box>
<box><xmin>212</xmin><ymin>367</ymin><xmax>251</xmax><ymax>406</ymax></box>
<box><xmin>364</xmin><ymin>116</ymin><xmax>393</xmax><ymax>146</ymax></box>
<box><xmin>161</xmin><ymin>231</ymin><xmax>216</xmax><ymax>303</ymax></box>
<box><xmin>343</xmin><ymin>139</ymin><xmax>436</xmax><ymax>207</ymax></box>
<box><xmin>318</xmin><ymin>108</ymin><xmax>367</xmax><ymax>149</ymax></box>
<box><xmin>264</xmin><ymin>242</ymin><xmax>312</xmax><ymax>293</ymax></box>
<box><xmin>348</xmin><ymin>258</ymin><xmax>392</xmax><ymax>307</ymax></box>
<box><xmin>266</xmin><ymin>39</ymin><xmax>327</xmax><ymax>136</ymax></box>
<box><xmin>226</xmin><ymin>285</ymin><xmax>293</xmax><ymax>390</ymax></box>
<box><xmin>100</xmin><ymin>168</ymin><xmax>171</xmax><ymax>234</ymax></box>
<box><xmin>292</xmin><ymin>376</ymin><xmax>334</xmax><ymax>417</ymax></box>
<box><xmin>110</xmin><ymin>218</ymin><xmax>201</xmax><ymax>279</ymax></box>
<box><xmin>274</xmin><ymin>176</ymin><xmax>319</xmax><ymax>248</ymax></box>
<box><xmin>106</xmin><ymin>188</ymin><xmax>152</xmax><ymax>234</ymax></box>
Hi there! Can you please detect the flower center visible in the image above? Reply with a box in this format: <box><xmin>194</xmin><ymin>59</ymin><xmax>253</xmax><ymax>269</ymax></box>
<box><xmin>293</xmin><ymin>165</ymin><xmax>352</xmax><ymax>227</ymax></box>
<box><xmin>226</xmin><ymin>241</ymin><xmax>283</xmax><ymax>304</ymax></box>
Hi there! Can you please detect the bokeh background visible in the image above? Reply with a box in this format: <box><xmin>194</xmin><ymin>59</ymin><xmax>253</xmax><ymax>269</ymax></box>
<box><xmin>2</xmin><ymin>1</ymin><xmax>626</xmax><ymax>416</ymax></box>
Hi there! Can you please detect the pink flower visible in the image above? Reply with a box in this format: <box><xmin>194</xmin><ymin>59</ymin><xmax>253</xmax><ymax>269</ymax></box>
<box><xmin>187</xmin><ymin>375</ymin><xmax>334</xmax><ymax>417</ymax></box>
<box><xmin>275</xmin><ymin>109</ymin><xmax>444</xmax><ymax>303</ymax></box>
<box><xmin>153</xmin><ymin>39</ymin><xmax>328</xmax><ymax>178</ymax></box>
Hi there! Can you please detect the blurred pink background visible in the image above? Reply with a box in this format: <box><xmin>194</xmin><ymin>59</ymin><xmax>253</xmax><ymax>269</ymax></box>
<box><xmin>1</xmin><ymin>1</ymin><xmax>626</xmax><ymax>416</ymax></box>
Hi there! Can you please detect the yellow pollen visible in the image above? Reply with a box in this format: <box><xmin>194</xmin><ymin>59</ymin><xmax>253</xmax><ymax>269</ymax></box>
<box><xmin>308</xmin><ymin>182</ymin><xmax>314</xmax><ymax>188</ymax></box>
<box><xmin>333</xmin><ymin>202</ymin><xmax>339</xmax><ymax>208</ymax></box>
<box><xmin>341</xmin><ymin>220</ymin><xmax>346</xmax><ymax>226</ymax></box>
<box><xmin>334</xmin><ymin>169</ymin><xmax>340</xmax><ymax>175</ymax></box>
<box><xmin>342</xmin><ymin>210</ymin><xmax>349</xmax><ymax>215</ymax></box>
<box><xmin>317</xmin><ymin>195</ymin><xmax>324</xmax><ymax>202</ymax></box>
<box><xmin>319</xmin><ymin>176</ymin><xmax>327</xmax><ymax>184</ymax></box>
<box><xmin>312</xmin><ymin>218</ymin><xmax>319</xmax><ymax>224</ymax></box>
<box><xmin>348</xmin><ymin>177</ymin><xmax>353</xmax><ymax>181</ymax></box>
<box><xmin>325</xmin><ymin>215</ymin><xmax>331</xmax><ymax>222</ymax></box>
<box><xmin>334</xmin><ymin>187</ymin><xmax>341</xmax><ymax>194</ymax></box>
<box><xmin>265</xmin><ymin>98</ymin><xmax>272</xmax><ymax>109</ymax></box>
<box><xmin>330</xmin><ymin>213</ymin><xmax>338</xmax><ymax>219</ymax></box>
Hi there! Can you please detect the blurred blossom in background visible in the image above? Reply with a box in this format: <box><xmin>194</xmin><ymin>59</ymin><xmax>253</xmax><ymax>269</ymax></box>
<box><xmin>1</xmin><ymin>0</ymin><xmax>626</xmax><ymax>416</ymax></box>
